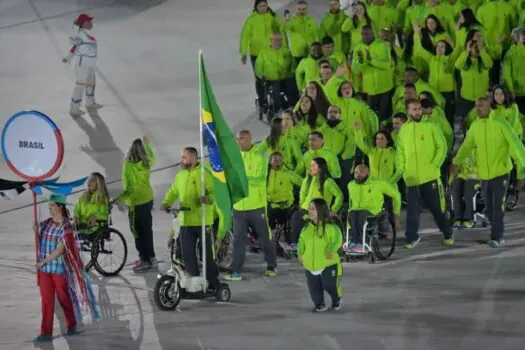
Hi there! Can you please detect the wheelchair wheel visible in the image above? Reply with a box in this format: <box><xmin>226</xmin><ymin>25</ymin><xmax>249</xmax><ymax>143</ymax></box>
<box><xmin>506</xmin><ymin>189</ymin><xmax>519</xmax><ymax>211</ymax></box>
<box><xmin>92</xmin><ymin>228</ymin><xmax>128</xmax><ymax>277</ymax></box>
<box><xmin>154</xmin><ymin>275</ymin><xmax>181</xmax><ymax>311</ymax></box>
<box><xmin>371</xmin><ymin>215</ymin><xmax>396</xmax><ymax>261</ymax></box>
<box><xmin>216</xmin><ymin>232</ymin><xmax>233</xmax><ymax>271</ymax></box>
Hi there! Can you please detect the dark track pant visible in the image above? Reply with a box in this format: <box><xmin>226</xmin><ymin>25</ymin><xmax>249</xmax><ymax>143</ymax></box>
<box><xmin>290</xmin><ymin>209</ymin><xmax>309</xmax><ymax>244</ymax></box>
<box><xmin>339</xmin><ymin>157</ymin><xmax>354</xmax><ymax>203</ymax></box>
<box><xmin>405</xmin><ymin>179</ymin><xmax>453</xmax><ymax>242</ymax></box>
<box><xmin>348</xmin><ymin>210</ymin><xmax>371</xmax><ymax>244</ymax></box>
<box><xmin>451</xmin><ymin>178</ymin><xmax>478</xmax><ymax>221</ymax></box>
<box><xmin>305</xmin><ymin>264</ymin><xmax>341</xmax><ymax>308</ymax></box>
<box><xmin>481</xmin><ymin>174</ymin><xmax>509</xmax><ymax>241</ymax></box>
<box><xmin>231</xmin><ymin>208</ymin><xmax>277</xmax><ymax>273</ymax></box>
<box><xmin>179</xmin><ymin>226</ymin><xmax>220</xmax><ymax>289</ymax></box>
<box><xmin>268</xmin><ymin>206</ymin><xmax>294</xmax><ymax>243</ymax></box>
<box><xmin>515</xmin><ymin>96</ymin><xmax>525</xmax><ymax>116</ymax></box>
<box><xmin>457</xmin><ymin>97</ymin><xmax>475</xmax><ymax>124</ymax></box>
<box><xmin>442</xmin><ymin>91</ymin><xmax>456</xmax><ymax>127</ymax></box>
<box><xmin>129</xmin><ymin>201</ymin><xmax>155</xmax><ymax>262</ymax></box>
<box><xmin>250</xmin><ymin>55</ymin><xmax>264</xmax><ymax>107</ymax></box>
<box><xmin>368</xmin><ymin>90</ymin><xmax>393</xmax><ymax>122</ymax></box>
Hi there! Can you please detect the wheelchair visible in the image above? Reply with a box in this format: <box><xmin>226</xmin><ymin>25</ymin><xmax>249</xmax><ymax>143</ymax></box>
<box><xmin>449</xmin><ymin>185</ymin><xmax>489</xmax><ymax>228</ymax></box>
<box><xmin>76</xmin><ymin>205</ymin><xmax>128</xmax><ymax>277</ymax></box>
<box><xmin>268</xmin><ymin>202</ymin><xmax>297</xmax><ymax>259</ymax></box>
<box><xmin>255</xmin><ymin>79</ymin><xmax>288</xmax><ymax>124</ymax></box>
<box><xmin>506</xmin><ymin>167</ymin><xmax>520</xmax><ymax>211</ymax></box>
<box><xmin>342</xmin><ymin>211</ymin><xmax>397</xmax><ymax>264</ymax></box>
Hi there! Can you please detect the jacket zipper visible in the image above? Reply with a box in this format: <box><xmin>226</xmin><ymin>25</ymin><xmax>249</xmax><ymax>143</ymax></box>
<box><xmin>413</xmin><ymin>124</ymin><xmax>419</xmax><ymax>178</ymax></box>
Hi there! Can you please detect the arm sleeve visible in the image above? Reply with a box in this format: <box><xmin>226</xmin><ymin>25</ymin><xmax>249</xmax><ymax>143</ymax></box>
<box><xmin>326</xmin><ymin>224</ymin><xmax>342</xmax><ymax>253</ymax></box>
<box><xmin>240</xmin><ymin>18</ymin><xmax>252</xmax><ymax>55</ymax></box>
<box><xmin>327</xmin><ymin>152</ymin><xmax>342</xmax><ymax>179</ymax></box>
<box><xmin>297</xmin><ymin>229</ymin><xmax>306</xmax><ymax>255</ymax></box>
<box><xmin>290</xmin><ymin>139</ymin><xmax>304</xmax><ymax>173</ymax></box>
<box><xmin>256</xmin><ymin>139</ymin><xmax>269</xmax><ymax>156</ymax></box>
<box><xmin>162</xmin><ymin>178</ymin><xmax>179</xmax><ymax>206</ymax></box>
<box><xmin>379</xmin><ymin>180</ymin><xmax>401</xmax><ymax>215</ymax></box>
<box><xmin>94</xmin><ymin>201</ymin><xmax>109</xmax><ymax>220</ymax></box>
<box><xmin>289</xmin><ymin>171</ymin><xmax>304</xmax><ymax>187</ymax></box>
<box><xmin>502</xmin><ymin>50</ymin><xmax>515</xmax><ymax>94</ymax></box>
<box><xmin>393</xmin><ymin>131</ymin><xmax>406</xmax><ymax>181</ymax></box>
<box><xmin>299</xmin><ymin>178</ymin><xmax>308</xmax><ymax>208</ymax></box>
<box><xmin>501</xmin><ymin>120</ymin><xmax>525</xmax><ymax>172</ymax></box>
<box><xmin>430</xmin><ymin>123</ymin><xmax>447</xmax><ymax>168</ymax></box>
<box><xmin>295</xmin><ymin>60</ymin><xmax>306</xmax><ymax>91</ymax></box>
<box><xmin>454</xmin><ymin>51</ymin><xmax>469</xmax><ymax>70</ymax></box>
<box><xmin>254</xmin><ymin>53</ymin><xmax>264</xmax><ymax>78</ymax></box>
<box><xmin>413</xmin><ymin>33</ymin><xmax>433</xmax><ymax>63</ymax></box>
<box><xmin>354</xmin><ymin>128</ymin><xmax>372</xmax><ymax>155</ymax></box>
<box><xmin>119</xmin><ymin>162</ymin><xmax>133</xmax><ymax>202</ymax></box>
<box><xmin>480</xmin><ymin>49</ymin><xmax>493</xmax><ymax>70</ymax></box>
<box><xmin>145</xmin><ymin>143</ymin><xmax>156</xmax><ymax>167</ymax></box>
<box><xmin>326</xmin><ymin>179</ymin><xmax>343</xmax><ymax>213</ymax></box>
<box><xmin>249</xmin><ymin>153</ymin><xmax>268</xmax><ymax>183</ymax></box>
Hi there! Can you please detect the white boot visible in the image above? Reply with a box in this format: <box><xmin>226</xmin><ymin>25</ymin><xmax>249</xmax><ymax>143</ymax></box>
<box><xmin>70</xmin><ymin>106</ymin><xmax>85</xmax><ymax>117</ymax></box>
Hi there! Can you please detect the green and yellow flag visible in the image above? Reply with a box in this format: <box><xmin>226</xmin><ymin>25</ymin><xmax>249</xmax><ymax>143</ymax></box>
<box><xmin>199</xmin><ymin>52</ymin><xmax>249</xmax><ymax>239</ymax></box>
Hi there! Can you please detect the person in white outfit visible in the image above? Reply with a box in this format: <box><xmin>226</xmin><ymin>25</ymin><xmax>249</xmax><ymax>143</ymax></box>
<box><xmin>62</xmin><ymin>13</ymin><xmax>101</xmax><ymax>116</ymax></box>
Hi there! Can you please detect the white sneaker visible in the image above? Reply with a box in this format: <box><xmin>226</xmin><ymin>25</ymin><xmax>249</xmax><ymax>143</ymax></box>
<box><xmin>69</xmin><ymin>108</ymin><xmax>85</xmax><ymax>117</ymax></box>
<box><xmin>86</xmin><ymin>103</ymin><xmax>103</xmax><ymax>110</ymax></box>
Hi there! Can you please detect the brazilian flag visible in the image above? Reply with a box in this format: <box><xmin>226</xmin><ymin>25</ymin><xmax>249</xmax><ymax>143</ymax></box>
<box><xmin>199</xmin><ymin>52</ymin><xmax>249</xmax><ymax>239</ymax></box>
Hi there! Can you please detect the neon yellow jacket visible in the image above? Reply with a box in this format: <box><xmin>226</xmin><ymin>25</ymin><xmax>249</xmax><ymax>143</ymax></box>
<box><xmin>120</xmin><ymin>143</ymin><xmax>155</xmax><ymax>206</ymax></box>
<box><xmin>455</xmin><ymin>49</ymin><xmax>493</xmax><ymax>102</ymax></box>
<box><xmin>284</xmin><ymin>15</ymin><xmax>319</xmax><ymax>58</ymax></box>
<box><xmin>403</xmin><ymin>3</ymin><xmax>428</xmax><ymax>34</ymax></box>
<box><xmin>257</xmin><ymin>134</ymin><xmax>303</xmax><ymax>172</ymax></box>
<box><xmin>318</xmin><ymin>122</ymin><xmax>356</xmax><ymax>161</ymax></box>
<box><xmin>299</xmin><ymin>147</ymin><xmax>342</xmax><ymax>179</ymax></box>
<box><xmin>355</xmin><ymin>128</ymin><xmax>399</xmax><ymax>183</ymax></box>
<box><xmin>503</xmin><ymin>44</ymin><xmax>525</xmax><ymax>97</ymax></box>
<box><xmin>341</xmin><ymin>16</ymin><xmax>367</xmax><ymax>53</ymax></box>
<box><xmin>414</xmin><ymin>34</ymin><xmax>456</xmax><ymax>93</ymax></box>
<box><xmin>233</xmin><ymin>147</ymin><xmax>268</xmax><ymax>211</ymax></box>
<box><xmin>348</xmin><ymin>177</ymin><xmax>401</xmax><ymax>215</ymax></box>
<box><xmin>457</xmin><ymin>153</ymin><xmax>479</xmax><ymax>181</ymax></box>
<box><xmin>240</xmin><ymin>12</ymin><xmax>285</xmax><ymax>56</ymax></box>
<box><xmin>255</xmin><ymin>46</ymin><xmax>293</xmax><ymax>80</ymax></box>
<box><xmin>297</xmin><ymin>221</ymin><xmax>342</xmax><ymax>272</ymax></box>
<box><xmin>368</xmin><ymin>4</ymin><xmax>398</xmax><ymax>35</ymax></box>
<box><xmin>74</xmin><ymin>194</ymin><xmax>109</xmax><ymax>233</ymax></box>
<box><xmin>395</xmin><ymin>118</ymin><xmax>447</xmax><ymax>186</ymax></box>
<box><xmin>319</xmin><ymin>11</ymin><xmax>349</xmax><ymax>54</ymax></box>
<box><xmin>267</xmin><ymin>168</ymin><xmax>303</xmax><ymax>208</ymax></box>
<box><xmin>453</xmin><ymin>116</ymin><xmax>525</xmax><ymax>180</ymax></box>
<box><xmin>494</xmin><ymin>104</ymin><xmax>523</xmax><ymax>139</ymax></box>
<box><xmin>295</xmin><ymin>56</ymin><xmax>321</xmax><ymax>91</ymax></box>
<box><xmin>299</xmin><ymin>176</ymin><xmax>343</xmax><ymax>212</ymax></box>
<box><xmin>426</xmin><ymin>108</ymin><xmax>454</xmax><ymax>153</ymax></box>
<box><xmin>352</xmin><ymin>40</ymin><xmax>394</xmax><ymax>95</ymax></box>
<box><xmin>476</xmin><ymin>1</ymin><xmax>515</xmax><ymax>51</ymax></box>
<box><xmin>162</xmin><ymin>163</ymin><xmax>215</xmax><ymax>226</ymax></box>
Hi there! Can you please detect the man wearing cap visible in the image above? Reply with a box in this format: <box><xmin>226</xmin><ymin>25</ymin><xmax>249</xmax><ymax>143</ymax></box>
<box><xmin>63</xmin><ymin>13</ymin><xmax>102</xmax><ymax>116</ymax></box>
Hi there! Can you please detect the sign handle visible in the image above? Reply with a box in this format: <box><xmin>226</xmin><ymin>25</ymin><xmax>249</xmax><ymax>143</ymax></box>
<box><xmin>32</xmin><ymin>187</ymin><xmax>40</xmax><ymax>286</ymax></box>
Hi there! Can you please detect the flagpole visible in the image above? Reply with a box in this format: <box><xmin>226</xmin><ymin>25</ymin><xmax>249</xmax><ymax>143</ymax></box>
<box><xmin>198</xmin><ymin>49</ymin><xmax>208</xmax><ymax>290</ymax></box>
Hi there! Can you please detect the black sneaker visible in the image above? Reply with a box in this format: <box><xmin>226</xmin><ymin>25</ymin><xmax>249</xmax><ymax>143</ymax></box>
<box><xmin>331</xmin><ymin>299</ymin><xmax>342</xmax><ymax>311</ymax></box>
<box><xmin>313</xmin><ymin>304</ymin><xmax>328</xmax><ymax>312</ymax></box>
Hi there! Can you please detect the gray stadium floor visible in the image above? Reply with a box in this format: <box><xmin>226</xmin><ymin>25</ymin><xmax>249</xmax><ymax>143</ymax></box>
<box><xmin>1</xmin><ymin>1</ymin><xmax>524</xmax><ymax>349</ymax></box>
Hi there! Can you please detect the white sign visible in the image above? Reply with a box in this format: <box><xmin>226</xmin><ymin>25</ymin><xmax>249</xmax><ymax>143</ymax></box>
<box><xmin>1</xmin><ymin>111</ymin><xmax>63</xmax><ymax>181</ymax></box>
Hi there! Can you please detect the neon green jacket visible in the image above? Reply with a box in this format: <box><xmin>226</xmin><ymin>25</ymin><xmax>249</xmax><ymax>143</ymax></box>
<box><xmin>355</xmin><ymin>128</ymin><xmax>399</xmax><ymax>183</ymax></box>
<box><xmin>326</xmin><ymin>80</ymin><xmax>370</xmax><ymax>136</ymax></box>
<box><xmin>414</xmin><ymin>34</ymin><xmax>456</xmax><ymax>93</ymax></box>
<box><xmin>453</xmin><ymin>116</ymin><xmax>525</xmax><ymax>180</ymax></box>
<box><xmin>341</xmin><ymin>16</ymin><xmax>367</xmax><ymax>53</ymax></box>
<box><xmin>233</xmin><ymin>147</ymin><xmax>268</xmax><ymax>211</ymax></box>
<box><xmin>297</xmin><ymin>221</ymin><xmax>342</xmax><ymax>272</ymax></box>
<box><xmin>457</xmin><ymin>153</ymin><xmax>479</xmax><ymax>181</ymax></box>
<box><xmin>289</xmin><ymin>113</ymin><xmax>327</xmax><ymax>149</ymax></box>
<box><xmin>319</xmin><ymin>11</ymin><xmax>349</xmax><ymax>54</ymax></box>
<box><xmin>395</xmin><ymin>118</ymin><xmax>447</xmax><ymax>186</ymax></box>
<box><xmin>299</xmin><ymin>176</ymin><xmax>343</xmax><ymax>212</ymax></box>
<box><xmin>120</xmin><ymin>143</ymin><xmax>155</xmax><ymax>206</ymax></box>
<box><xmin>455</xmin><ymin>50</ymin><xmax>493</xmax><ymax>102</ymax></box>
<box><xmin>476</xmin><ymin>1</ymin><xmax>515</xmax><ymax>51</ymax></box>
<box><xmin>403</xmin><ymin>3</ymin><xmax>428</xmax><ymax>34</ymax></box>
<box><xmin>503</xmin><ymin>44</ymin><xmax>525</xmax><ymax>97</ymax></box>
<box><xmin>295</xmin><ymin>56</ymin><xmax>321</xmax><ymax>91</ymax></box>
<box><xmin>74</xmin><ymin>194</ymin><xmax>109</xmax><ymax>233</ymax></box>
<box><xmin>325</xmin><ymin>52</ymin><xmax>346</xmax><ymax>71</ymax></box>
<box><xmin>267</xmin><ymin>168</ymin><xmax>303</xmax><ymax>208</ymax></box>
<box><xmin>392</xmin><ymin>79</ymin><xmax>445</xmax><ymax>110</ymax></box>
<box><xmin>494</xmin><ymin>104</ymin><xmax>523</xmax><ymax>139</ymax></box>
<box><xmin>299</xmin><ymin>147</ymin><xmax>342</xmax><ymax>179</ymax></box>
<box><xmin>284</xmin><ymin>15</ymin><xmax>319</xmax><ymax>58</ymax></box>
<box><xmin>347</xmin><ymin>177</ymin><xmax>401</xmax><ymax>216</ymax></box>
<box><xmin>240</xmin><ymin>12</ymin><xmax>285</xmax><ymax>56</ymax></box>
<box><xmin>368</xmin><ymin>4</ymin><xmax>398</xmax><ymax>35</ymax></box>
<box><xmin>257</xmin><ymin>133</ymin><xmax>303</xmax><ymax>173</ymax></box>
<box><xmin>255</xmin><ymin>46</ymin><xmax>293</xmax><ymax>80</ymax></box>
<box><xmin>426</xmin><ymin>108</ymin><xmax>454</xmax><ymax>153</ymax></box>
<box><xmin>162</xmin><ymin>163</ymin><xmax>215</xmax><ymax>226</ymax></box>
<box><xmin>318</xmin><ymin>122</ymin><xmax>356</xmax><ymax>161</ymax></box>
<box><xmin>352</xmin><ymin>40</ymin><xmax>394</xmax><ymax>95</ymax></box>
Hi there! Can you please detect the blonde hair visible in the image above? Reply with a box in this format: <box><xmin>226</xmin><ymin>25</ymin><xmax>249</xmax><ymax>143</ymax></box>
<box><xmin>82</xmin><ymin>172</ymin><xmax>109</xmax><ymax>205</ymax></box>
<box><xmin>126</xmin><ymin>138</ymin><xmax>150</xmax><ymax>168</ymax></box>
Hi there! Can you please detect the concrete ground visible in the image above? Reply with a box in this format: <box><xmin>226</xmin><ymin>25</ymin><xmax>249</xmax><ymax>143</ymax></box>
<box><xmin>1</xmin><ymin>1</ymin><xmax>525</xmax><ymax>350</ymax></box>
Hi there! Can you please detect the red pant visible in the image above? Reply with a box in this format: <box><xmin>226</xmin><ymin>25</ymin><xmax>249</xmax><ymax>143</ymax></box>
<box><xmin>39</xmin><ymin>272</ymin><xmax>77</xmax><ymax>335</ymax></box>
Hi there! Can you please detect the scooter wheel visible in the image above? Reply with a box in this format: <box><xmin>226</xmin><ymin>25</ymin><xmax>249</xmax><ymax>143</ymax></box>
<box><xmin>154</xmin><ymin>275</ymin><xmax>181</xmax><ymax>311</ymax></box>
<box><xmin>215</xmin><ymin>283</ymin><xmax>231</xmax><ymax>302</ymax></box>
